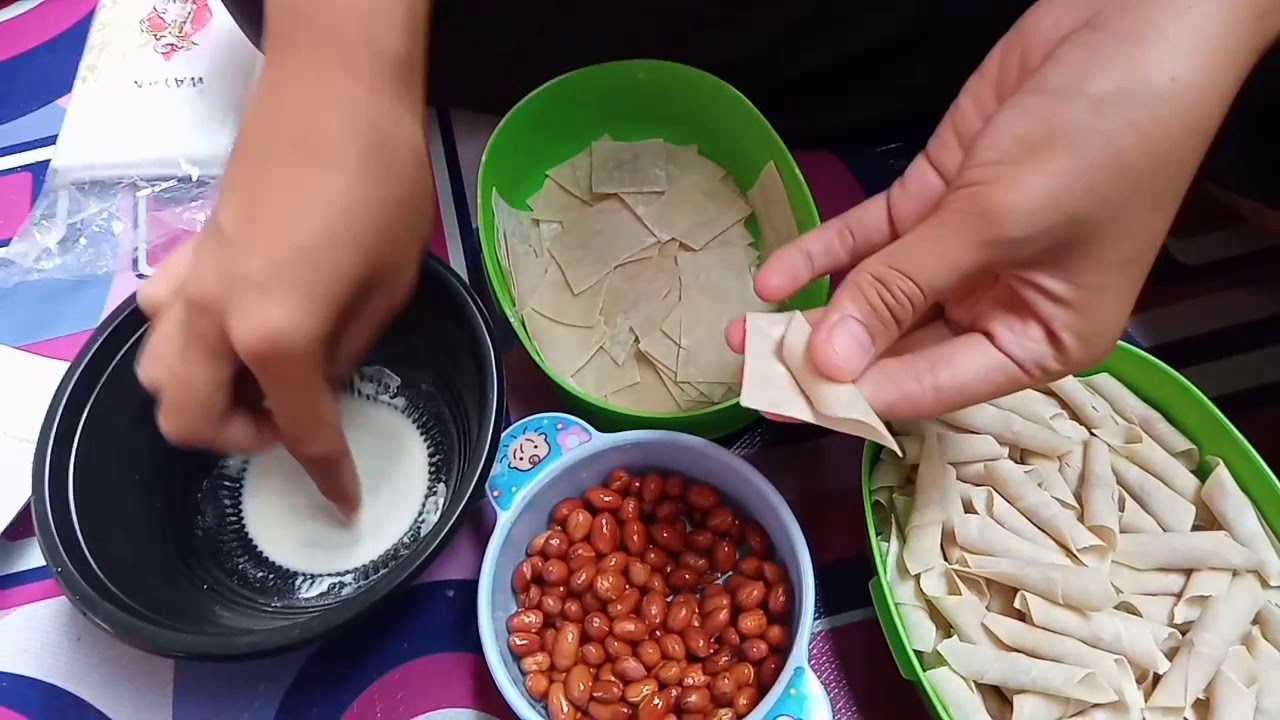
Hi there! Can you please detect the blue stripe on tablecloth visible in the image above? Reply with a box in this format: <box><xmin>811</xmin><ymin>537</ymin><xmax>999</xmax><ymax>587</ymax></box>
<box><xmin>0</xmin><ymin>565</ymin><xmax>51</xmax><ymax>591</ymax></box>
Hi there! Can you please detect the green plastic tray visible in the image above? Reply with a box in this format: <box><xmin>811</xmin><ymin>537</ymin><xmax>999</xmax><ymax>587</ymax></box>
<box><xmin>477</xmin><ymin>59</ymin><xmax>830</xmax><ymax>439</ymax></box>
<box><xmin>861</xmin><ymin>341</ymin><xmax>1280</xmax><ymax>720</ymax></box>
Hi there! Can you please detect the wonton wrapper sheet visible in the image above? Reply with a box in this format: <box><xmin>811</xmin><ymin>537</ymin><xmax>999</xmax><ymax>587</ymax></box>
<box><xmin>546</xmin><ymin>139</ymin><xmax>608</xmax><ymax>203</ymax></box>
<box><xmin>1201</xmin><ymin>456</ymin><xmax>1280</xmax><ymax>585</ymax></box>
<box><xmin>606</xmin><ymin>354</ymin><xmax>683</xmax><ymax>413</ymax></box>
<box><xmin>936</xmin><ymin>636</ymin><xmax>1118</xmax><ymax>704</ymax></box>
<box><xmin>1014</xmin><ymin>592</ymin><xmax>1176</xmax><ymax>675</ymax></box>
<box><xmin>546</xmin><ymin>197</ymin><xmax>659</xmax><ymax>292</ymax></box>
<box><xmin>1149</xmin><ymin>573</ymin><xmax>1263</xmax><ymax>712</ymax></box>
<box><xmin>589</xmin><ymin>139</ymin><xmax>668</xmax><ymax>193</ymax></box>
<box><xmin>955</xmin><ymin>554</ymin><xmax>1119</xmax><ymax>611</ymax></box>
<box><xmin>572</xmin><ymin>347</ymin><xmax>640</xmax><ymax>397</ymax></box>
<box><xmin>528</xmin><ymin>176</ymin><xmax>590</xmax><ymax>221</ymax></box>
<box><xmin>1113</xmin><ymin>531</ymin><xmax>1258</xmax><ymax>571</ymax></box>
<box><xmin>523</xmin><ymin>309</ymin><xmax>605</xmax><ymax>378</ymax></box>
<box><xmin>529</xmin><ymin>256</ymin><xmax>608</xmax><ymax>327</ymax></box>
<box><xmin>941</xmin><ymin>404</ymin><xmax>1076</xmax><ymax>457</ymax></box>
<box><xmin>636</xmin><ymin>173</ymin><xmax>752</xmax><ymax>249</ymax></box>
<box><xmin>746</xmin><ymin>161</ymin><xmax>800</xmax><ymax>258</ymax></box>
<box><xmin>1083</xmin><ymin>373</ymin><xmax>1199</xmax><ymax>470</ymax></box>
<box><xmin>739</xmin><ymin>311</ymin><xmax>900</xmax><ymax>452</ymax></box>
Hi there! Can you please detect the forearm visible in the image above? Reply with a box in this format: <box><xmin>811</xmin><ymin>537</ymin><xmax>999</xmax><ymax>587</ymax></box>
<box><xmin>260</xmin><ymin>0</ymin><xmax>431</xmax><ymax>113</ymax></box>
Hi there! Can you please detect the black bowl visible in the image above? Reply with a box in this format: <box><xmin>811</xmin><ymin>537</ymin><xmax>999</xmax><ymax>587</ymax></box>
<box><xmin>32</xmin><ymin>255</ymin><xmax>504</xmax><ymax>659</ymax></box>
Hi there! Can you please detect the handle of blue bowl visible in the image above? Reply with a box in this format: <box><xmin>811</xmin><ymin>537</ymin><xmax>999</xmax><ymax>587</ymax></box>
<box><xmin>485</xmin><ymin>412</ymin><xmax>598</xmax><ymax>514</ymax></box>
<box><xmin>761</xmin><ymin>663</ymin><xmax>832</xmax><ymax>720</ymax></box>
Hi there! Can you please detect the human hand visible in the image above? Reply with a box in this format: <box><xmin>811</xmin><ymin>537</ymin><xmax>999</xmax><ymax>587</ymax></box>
<box><xmin>136</xmin><ymin>69</ymin><xmax>433</xmax><ymax>518</ymax></box>
<box><xmin>730</xmin><ymin>0</ymin><xmax>1280</xmax><ymax>421</ymax></box>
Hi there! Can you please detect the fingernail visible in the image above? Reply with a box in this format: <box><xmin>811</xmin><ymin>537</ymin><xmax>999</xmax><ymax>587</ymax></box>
<box><xmin>826</xmin><ymin>314</ymin><xmax>875</xmax><ymax>380</ymax></box>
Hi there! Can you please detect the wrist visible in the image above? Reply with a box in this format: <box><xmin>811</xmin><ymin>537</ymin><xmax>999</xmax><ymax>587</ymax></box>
<box><xmin>261</xmin><ymin>0</ymin><xmax>430</xmax><ymax>113</ymax></box>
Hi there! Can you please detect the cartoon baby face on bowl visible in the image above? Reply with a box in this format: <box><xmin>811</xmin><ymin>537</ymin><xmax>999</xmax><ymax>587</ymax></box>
<box><xmin>506</xmin><ymin>430</ymin><xmax>552</xmax><ymax>472</ymax></box>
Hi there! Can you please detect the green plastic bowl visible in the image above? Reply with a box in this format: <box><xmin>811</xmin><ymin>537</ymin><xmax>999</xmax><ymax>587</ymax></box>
<box><xmin>477</xmin><ymin>59</ymin><xmax>829</xmax><ymax>438</ymax></box>
<box><xmin>861</xmin><ymin>341</ymin><xmax>1280</xmax><ymax>720</ymax></box>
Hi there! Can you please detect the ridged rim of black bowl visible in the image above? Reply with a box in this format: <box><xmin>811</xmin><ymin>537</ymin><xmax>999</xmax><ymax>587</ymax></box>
<box><xmin>30</xmin><ymin>254</ymin><xmax>506</xmax><ymax>659</ymax></box>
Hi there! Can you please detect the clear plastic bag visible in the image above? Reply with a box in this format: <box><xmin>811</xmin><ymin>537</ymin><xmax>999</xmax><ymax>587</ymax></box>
<box><xmin>0</xmin><ymin>172</ymin><xmax>217</xmax><ymax>287</ymax></box>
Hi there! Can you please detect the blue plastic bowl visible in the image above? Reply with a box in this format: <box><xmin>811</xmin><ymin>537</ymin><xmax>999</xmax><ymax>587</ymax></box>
<box><xmin>477</xmin><ymin>413</ymin><xmax>831</xmax><ymax>719</ymax></box>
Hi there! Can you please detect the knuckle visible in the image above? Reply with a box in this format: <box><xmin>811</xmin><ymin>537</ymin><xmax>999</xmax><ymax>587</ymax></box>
<box><xmin>231</xmin><ymin>317</ymin><xmax>316</xmax><ymax>369</ymax></box>
<box><xmin>846</xmin><ymin>263</ymin><xmax>929</xmax><ymax>337</ymax></box>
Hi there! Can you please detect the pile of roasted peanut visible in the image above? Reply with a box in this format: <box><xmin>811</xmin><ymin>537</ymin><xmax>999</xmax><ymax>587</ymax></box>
<box><xmin>506</xmin><ymin>468</ymin><xmax>796</xmax><ymax>719</ymax></box>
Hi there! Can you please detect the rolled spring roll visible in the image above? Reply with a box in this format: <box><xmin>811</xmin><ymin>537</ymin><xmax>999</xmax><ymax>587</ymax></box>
<box><xmin>1109</xmin><ymin>564</ymin><xmax>1189</xmax><ymax>596</ymax></box>
<box><xmin>1246</xmin><ymin>626</ymin><xmax>1280</xmax><ymax>720</ymax></box>
<box><xmin>896</xmin><ymin>431</ymin><xmax>1009</xmax><ymax>465</ymax></box>
<box><xmin>941</xmin><ymin>403</ymin><xmax>1077</xmax><ymax>457</ymax></box>
<box><xmin>1207</xmin><ymin>645</ymin><xmax>1256</xmax><ymax>720</ymax></box>
<box><xmin>936</xmin><ymin>636</ymin><xmax>1119</xmax><ymax>705</ymax></box>
<box><xmin>970</xmin><ymin>460</ymin><xmax>1108</xmax><ymax>566</ymax></box>
<box><xmin>1114</xmin><ymin>531</ymin><xmax>1259</xmax><ymax>572</ymax></box>
<box><xmin>1014</xmin><ymin>592</ymin><xmax>1178</xmax><ymax>674</ymax></box>
<box><xmin>1066</xmin><ymin>702</ymin><xmax>1136</xmax><ymax>719</ymax></box>
<box><xmin>1024</xmin><ymin>455</ymin><xmax>1081</xmax><ymax>514</ymax></box>
<box><xmin>954</xmin><ymin>554</ymin><xmax>1119</xmax><ymax>611</ymax></box>
<box><xmin>1172</xmin><ymin>568</ymin><xmax>1233</xmax><ymax>625</ymax></box>
<box><xmin>1059</xmin><ymin>443</ymin><xmax>1085</xmax><ymax>496</ymax></box>
<box><xmin>887</xmin><ymin>518</ymin><xmax>940</xmax><ymax>652</ymax></box>
<box><xmin>1150</xmin><ymin>573</ymin><xmax>1264</xmax><ymax>712</ymax></box>
<box><xmin>1081</xmin><ymin>437</ymin><xmax>1120</xmax><ymax>548</ymax></box>
<box><xmin>953</xmin><ymin>514</ymin><xmax>1073</xmax><ymax>566</ymax></box>
<box><xmin>1115</xmin><ymin>594</ymin><xmax>1178</xmax><ymax>626</ymax></box>
<box><xmin>869</xmin><ymin>453</ymin><xmax>910</xmax><ymax>491</ymax></box>
<box><xmin>976</xmin><ymin>686</ymin><xmax>1013</xmax><ymax>720</ymax></box>
<box><xmin>1109</xmin><ymin>452</ymin><xmax>1196</xmax><ymax>532</ymax></box>
<box><xmin>891</xmin><ymin>419</ymin><xmax>958</xmax><ymax>437</ymax></box>
<box><xmin>924</xmin><ymin>666</ymin><xmax>994</xmax><ymax>720</ymax></box>
<box><xmin>960</xmin><ymin>484</ymin><xmax>1061</xmax><ymax>551</ymax></box>
<box><xmin>1259</xmin><ymin>602</ymin><xmax>1280</xmax><ymax>646</ymax></box>
<box><xmin>1082</xmin><ymin>372</ymin><xmax>1199</xmax><ymax>470</ymax></box>
<box><xmin>1117</xmin><ymin>488</ymin><xmax>1163</xmax><ymax>533</ymax></box>
<box><xmin>919</xmin><ymin>568</ymin><xmax>998</xmax><ymax>647</ymax></box>
<box><xmin>983</xmin><ymin>614</ymin><xmax>1145</xmax><ymax>714</ymax></box>
<box><xmin>1201</xmin><ymin>456</ymin><xmax>1280</xmax><ymax>585</ymax></box>
<box><xmin>904</xmin><ymin>433</ymin><xmax>961</xmax><ymax>576</ymax></box>
<box><xmin>1093</xmin><ymin>424</ymin><xmax>1202</xmax><ymax>509</ymax></box>
<box><xmin>989</xmin><ymin>388</ymin><xmax>1068</xmax><ymax>427</ymax></box>
<box><xmin>1012</xmin><ymin>693</ymin><xmax>1089</xmax><ymax>720</ymax></box>
<box><xmin>1046</xmin><ymin>375</ymin><xmax>1120</xmax><ymax>430</ymax></box>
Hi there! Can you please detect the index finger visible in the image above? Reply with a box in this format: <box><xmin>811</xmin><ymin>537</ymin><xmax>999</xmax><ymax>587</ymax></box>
<box><xmin>250</xmin><ymin>352</ymin><xmax>361</xmax><ymax>519</ymax></box>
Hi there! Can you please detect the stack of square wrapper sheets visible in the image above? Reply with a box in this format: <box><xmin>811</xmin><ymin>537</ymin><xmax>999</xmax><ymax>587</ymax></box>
<box><xmin>493</xmin><ymin>137</ymin><xmax>799</xmax><ymax>413</ymax></box>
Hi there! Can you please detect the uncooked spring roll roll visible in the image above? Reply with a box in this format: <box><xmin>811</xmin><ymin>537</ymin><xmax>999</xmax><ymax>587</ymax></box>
<box><xmin>1059</xmin><ymin>443</ymin><xmax>1085</xmax><ymax>496</ymax></box>
<box><xmin>940</xmin><ymin>403</ymin><xmax>1077</xmax><ymax>457</ymax></box>
<box><xmin>1246</xmin><ymin>627</ymin><xmax>1280</xmax><ymax>720</ymax></box>
<box><xmin>919</xmin><ymin>568</ymin><xmax>998</xmax><ymax>647</ymax></box>
<box><xmin>1012</xmin><ymin>693</ymin><xmax>1088</xmax><ymax>720</ymax></box>
<box><xmin>935</xmin><ymin>636</ymin><xmax>1119</xmax><ymax>705</ymax></box>
<box><xmin>1201</xmin><ymin>456</ymin><xmax>1280</xmax><ymax>585</ymax></box>
<box><xmin>1115</xmin><ymin>594</ymin><xmax>1178</xmax><ymax>626</ymax></box>
<box><xmin>1081</xmin><ymin>437</ymin><xmax>1120</xmax><ymax>548</ymax></box>
<box><xmin>1207</xmin><ymin>645</ymin><xmax>1256</xmax><ymax>720</ymax></box>
<box><xmin>896</xmin><ymin>431</ymin><xmax>1008</xmax><ymax>465</ymax></box>
<box><xmin>1014</xmin><ymin>592</ymin><xmax>1177</xmax><ymax>674</ymax></box>
<box><xmin>954</xmin><ymin>554</ymin><xmax>1118</xmax><ymax>612</ymax></box>
<box><xmin>924</xmin><ymin>666</ymin><xmax>995</xmax><ymax>720</ymax></box>
<box><xmin>887</xmin><ymin>518</ymin><xmax>940</xmax><ymax>652</ymax></box>
<box><xmin>1259</xmin><ymin>602</ymin><xmax>1280</xmax><ymax>646</ymax></box>
<box><xmin>1081</xmin><ymin>372</ymin><xmax>1199</xmax><ymax>470</ymax></box>
<box><xmin>1172</xmin><ymin>568</ymin><xmax>1233</xmax><ymax>625</ymax></box>
<box><xmin>1109</xmin><ymin>565</ymin><xmax>1189</xmax><ymax>596</ymax></box>
<box><xmin>1149</xmin><ymin>573</ymin><xmax>1264</xmax><ymax>712</ymax></box>
<box><xmin>1114</xmin><ymin>531</ymin><xmax>1258</xmax><ymax>572</ymax></box>
<box><xmin>1046</xmin><ymin>375</ymin><xmax>1120</xmax><ymax>430</ymax></box>
<box><xmin>1023</xmin><ymin>454</ymin><xmax>1081</xmax><ymax>514</ymax></box>
<box><xmin>1117</xmin><ymin>488</ymin><xmax>1163</xmax><ymax>533</ymax></box>
<box><xmin>961</xmin><ymin>484</ymin><xmax>1061</xmax><ymax>551</ymax></box>
<box><xmin>982</xmin><ymin>614</ymin><xmax>1145</xmax><ymax>713</ymax></box>
<box><xmin>970</xmin><ymin>460</ymin><xmax>1108</xmax><ymax>566</ymax></box>
<box><xmin>989</xmin><ymin>388</ymin><xmax>1068</xmax><ymax>427</ymax></box>
<box><xmin>904</xmin><ymin>433</ymin><xmax>961</xmax><ymax>576</ymax></box>
<box><xmin>869</xmin><ymin>453</ymin><xmax>910</xmax><ymax>491</ymax></box>
<box><xmin>1093</xmin><ymin>424</ymin><xmax>1202</xmax><ymax>508</ymax></box>
<box><xmin>953</xmin><ymin>514</ymin><xmax>1073</xmax><ymax>566</ymax></box>
<box><xmin>1109</xmin><ymin>452</ymin><xmax>1196</xmax><ymax>532</ymax></box>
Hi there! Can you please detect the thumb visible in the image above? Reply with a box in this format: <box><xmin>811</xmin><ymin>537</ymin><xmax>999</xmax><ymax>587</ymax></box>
<box><xmin>809</xmin><ymin>203</ymin><xmax>995</xmax><ymax>382</ymax></box>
